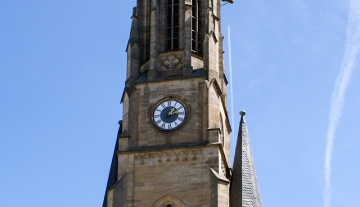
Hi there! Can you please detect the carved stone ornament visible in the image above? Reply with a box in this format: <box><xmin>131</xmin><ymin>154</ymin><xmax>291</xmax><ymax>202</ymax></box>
<box><xmin>161</xmin><ymin>54</ymin><xmax>181</xmax><ymax>70</ymax></box>
<box><xmin>134</xmin><ymin>149</ymin><xmax>202</xmax><ymax>166</ymax></box>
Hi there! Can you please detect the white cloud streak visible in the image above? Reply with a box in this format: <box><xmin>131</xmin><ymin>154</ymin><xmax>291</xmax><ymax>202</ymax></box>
<box><xmin>324</xmin><ymin>1</ymin><xmax>360</xmax><ymax>207</ymax></box>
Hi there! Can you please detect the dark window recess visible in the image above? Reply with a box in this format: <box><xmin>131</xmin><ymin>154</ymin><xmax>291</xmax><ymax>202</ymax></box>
<box><xmin>191</xmin><ymin>0</ymin><xmax>203</xmax><ymax>55</ymax></box>
<box><xmin>166</xmin><ymin>0</ymin><xmax>180</xmax><ymax>50</ymax></box>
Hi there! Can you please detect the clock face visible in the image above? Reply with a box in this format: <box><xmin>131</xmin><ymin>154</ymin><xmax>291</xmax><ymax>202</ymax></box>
<box><xmin>153</xmin><ymin>99</ymin><xmax>187</xmax><ymax>131</ymax></box>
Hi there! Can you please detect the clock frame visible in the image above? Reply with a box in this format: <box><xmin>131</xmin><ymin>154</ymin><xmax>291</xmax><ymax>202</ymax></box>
<box><xmin>149</xmin><ymin>97</ymin><xmax>190</xmax><ymax>132</ymax></box>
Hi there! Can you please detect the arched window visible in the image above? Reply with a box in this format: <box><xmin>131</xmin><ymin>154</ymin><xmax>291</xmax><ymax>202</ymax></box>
<box><xmin>161</xmin><ymin>203</ymin><xmax>176</xmax><ymax>207</ymax></box>
<box><xmin>151</xmin><ymin>194</ymin><xmax>186</xmax><ymax>207</ymax></box>
<box><xmin>191</xmin><ymin>0</ymin><xmax>203</xmax><ymax>55</ymax></box>
<box><xmin>166</xmin><ymin>0</ymin><xmax>180</xmax><ymax>50</ymax></box>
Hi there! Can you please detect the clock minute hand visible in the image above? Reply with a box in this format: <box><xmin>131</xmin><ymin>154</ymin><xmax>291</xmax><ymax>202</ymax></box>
<box><xmin>168</xmin><ymin>108</ymin><xmax>179</xmax><ymax>116</ymax></box>
<box><xmin>168</xmin><ymin>108</ymin><xmax>175</xmax><ymax>116</ymax></box>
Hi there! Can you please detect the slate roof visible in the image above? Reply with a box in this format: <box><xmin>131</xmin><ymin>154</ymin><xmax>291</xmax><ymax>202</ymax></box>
<box><xmin>102</xmin><ymin>122</ymin><xmax>122</xmax><ymax>207</ymax></box>
<box><xmin>230</xmin><ymin>112</ymin><xmax>262</xmax><ymax>207</ymax></box>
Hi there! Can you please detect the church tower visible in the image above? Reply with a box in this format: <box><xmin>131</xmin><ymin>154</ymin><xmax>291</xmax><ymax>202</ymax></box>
<box><xmin>103</xmin><ymin>0</ymin><xmax>261</xmax><ymax>206</ymax></box>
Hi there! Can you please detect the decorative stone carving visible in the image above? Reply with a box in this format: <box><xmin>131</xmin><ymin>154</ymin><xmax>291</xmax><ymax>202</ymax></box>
<box><xmin>162</xmin><ymin>55</ymin><xmax>180</xmax><ymax>70</ymax></box>
<box><xmin>134</xmin><ymin>149</ymin><xmax>202</xmax><ymax>166</ymax></box>
<box><xmin>160</xmin><ymin>53</ymin><xmax>183</xmax><ymax>70</ymax></box>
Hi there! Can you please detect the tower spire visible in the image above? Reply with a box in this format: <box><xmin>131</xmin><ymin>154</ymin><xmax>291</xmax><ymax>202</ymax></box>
<box><xmin>230</xmin><ymin>111</ymin><xmax>262</xmax><ymax>207</ymax></box>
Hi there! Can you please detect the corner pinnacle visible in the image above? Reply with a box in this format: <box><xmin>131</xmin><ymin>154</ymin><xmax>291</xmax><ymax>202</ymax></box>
<box><xmin>240</xmin><ymin>111</ymin><xmax>246</xmax><ymax>116</ymax></box>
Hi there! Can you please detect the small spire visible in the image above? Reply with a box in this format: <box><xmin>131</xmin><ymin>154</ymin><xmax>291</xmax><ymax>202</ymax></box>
<box><xmin>103</xmin><ymin>120</ymin><xmax>122</xmax><ymax>207</ymax></box>
<box><xmin>131</xmin><ymin>7</ymin><xmax>137</xmax><ymax>18</ymax></box>
<box><xmin>230</xmin><ymin>111</ymin><xmax>262</xmax><ymax>207</ymax></box>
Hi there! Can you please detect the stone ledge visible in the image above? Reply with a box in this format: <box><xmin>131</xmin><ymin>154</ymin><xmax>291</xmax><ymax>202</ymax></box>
<box><xmin>127</xmin><ymin>140</ymin><xmax>209</xmax><ymax>152</ymax></box>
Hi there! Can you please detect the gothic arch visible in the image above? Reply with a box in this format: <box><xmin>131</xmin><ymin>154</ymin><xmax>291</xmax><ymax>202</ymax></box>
<box><xmin>151</xmin><ymin>194</ymin><xmax>187</xmax><ymax>207</ymax></box>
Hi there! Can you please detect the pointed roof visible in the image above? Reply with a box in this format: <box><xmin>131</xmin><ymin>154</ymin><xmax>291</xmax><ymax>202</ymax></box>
<box><xmin>102</xmin><ymin>121</ymin><xmax>122</xmax><ymax>207</ymax></box>
<box><xmin>125</xmin><ymin>7</ymin><xmax>139</xmax><ymax>52</ymax></box>
<box><xmin>230</xmin><ymin>111</ymin><xmax>262</xmax><ymax>207</ymax></box>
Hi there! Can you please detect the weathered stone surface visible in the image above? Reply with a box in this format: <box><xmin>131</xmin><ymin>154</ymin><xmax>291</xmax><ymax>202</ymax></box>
<box><xmin>104</xmin><ymin>0</ymin><xmax>261</xmax><ymax>206</ymax></box>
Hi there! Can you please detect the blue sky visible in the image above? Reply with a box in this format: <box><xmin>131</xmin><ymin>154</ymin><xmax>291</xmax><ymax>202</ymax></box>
<box><xmin>1</xmin><ymin>0</ymin><xmax>359</xmax><ymax>207</ymax></box>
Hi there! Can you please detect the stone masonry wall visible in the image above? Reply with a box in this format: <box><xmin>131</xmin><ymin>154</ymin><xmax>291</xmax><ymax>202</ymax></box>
<box><xmin>115</xmin><ymin>145</ymin><xmax>228</xmax><ymax>207</ymax></box>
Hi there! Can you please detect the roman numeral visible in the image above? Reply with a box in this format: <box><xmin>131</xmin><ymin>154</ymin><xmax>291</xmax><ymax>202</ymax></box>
<box><xmin>161</xmin><ymin>103</ymin><xmax>166</xmax><ymax>108</ymax></box>
<box><xmin>167</xmin><ymin>101</ymin><xmax>171</xmax><ymax>106</ymax></box>
<box><xmin>156</xmin><ymin>120</ymin><xmax>161</xmax><ymax>124</ymax></box>
<box><xmin>177</xmin><ymin>106</ymin><xmax>183</xmax><ymax>110</ymax></box>
<box><xmin>156</xmin><ymin>109</ymin><xmax>161</xmax><ymax>112</ymax></box>
<box><xmin>155</xmin><ymin>115</ymin><xmax>160</xmax><ymax>118</ymax></box>
<box><xmin>177</xmin><ymin>117</ymin><xmax>184</xmax><ymax>121</ymax></box>
<box><xmin>174</xmin><ymin>122</ymin><xmax>179</xmax><ymax>126</ymax></box>
<box><xmin>168</xmin><ymin>123</ymin><xmax>172</xmax><ymax>129</ymax></box>
<box><xmin>178</xmin><ymin>112</ymin><xmax>185</xmax><ymax>115</ymax></box>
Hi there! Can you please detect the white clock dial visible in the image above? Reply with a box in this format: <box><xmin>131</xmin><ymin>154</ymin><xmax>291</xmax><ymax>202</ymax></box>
<box><xmin>153</xmin><ymin>99</ymin><xmax>186</xmax><ymax>131</ymax></box>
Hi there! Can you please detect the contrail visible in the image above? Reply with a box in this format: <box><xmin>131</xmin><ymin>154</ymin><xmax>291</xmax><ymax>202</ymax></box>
<box><xmin>324</xmin><ymin>1</ymin><xmax>360</xmax><ymax>207</ymax></box>
<box><xmin>227</xmin><ymin>25</ymin><xmax>235</xmax><ymax>165</ymax></box>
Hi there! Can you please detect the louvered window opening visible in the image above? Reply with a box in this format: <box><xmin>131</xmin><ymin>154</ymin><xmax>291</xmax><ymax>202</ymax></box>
<box><xmin>166</xmin><ymin>0</ymin><xmax>180</xmax><ymax>50</ymax></box>
<box><xmin>191</xmin><ymin>0</ymin><xmax>203</xmax><ymax>55</ymax></box>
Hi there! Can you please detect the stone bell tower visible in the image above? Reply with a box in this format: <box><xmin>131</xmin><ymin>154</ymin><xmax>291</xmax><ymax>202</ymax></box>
<box><xmin>102</xmin><ymin>0</ymin><xmax>241</xmax><ymax>206</ymax></box>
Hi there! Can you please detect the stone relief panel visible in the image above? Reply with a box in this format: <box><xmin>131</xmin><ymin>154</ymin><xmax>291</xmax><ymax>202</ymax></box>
<box><xmin>160</xmin><ymin>52</ymin><xmax>183</xmax><ymax>71</ymax></box>
<box><xmin>134</xmin><ymin>149</ymin><xmax>202</xmax><ymax>166</ymax></box>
